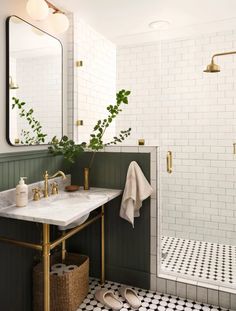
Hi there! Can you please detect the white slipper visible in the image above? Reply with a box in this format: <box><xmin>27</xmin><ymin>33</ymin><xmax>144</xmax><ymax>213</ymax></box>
<box><xmin>95</xmin><ymin>288</ymin><xmax>123</xmax><ymax>310</ymax></box>
<box><xmin>119</xmin><ymin>286</ymin><xmax>141</xmax><ymax>309</ymax></box>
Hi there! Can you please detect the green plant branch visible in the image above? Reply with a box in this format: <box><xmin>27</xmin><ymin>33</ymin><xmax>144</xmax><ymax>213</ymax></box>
<box><xmin>48</xmin><ymin>89</ymin><xmax>132</xmax><ymax>165</ymax></box>
<box><xmin>12</xmin><ymin>97</ymin><xmax>47</xmax><ymax>145</ymax></box>
<box><xmin>88</xmin><ymin>89</ymin><xmax>131</xmax><ymax>151</ymax></box>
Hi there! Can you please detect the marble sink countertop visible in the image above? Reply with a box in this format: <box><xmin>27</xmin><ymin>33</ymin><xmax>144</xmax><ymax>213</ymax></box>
<box><xmin>0</xmin><ymin>188</ymin><xmax>122</xmax><ymax>226</ymax></box>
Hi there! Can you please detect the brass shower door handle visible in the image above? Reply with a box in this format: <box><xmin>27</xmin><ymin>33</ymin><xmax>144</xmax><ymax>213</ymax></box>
<box><xmin>167</xmin><ymin>151</ymin><xmax>173</xmax><ymax>174</ymax></box>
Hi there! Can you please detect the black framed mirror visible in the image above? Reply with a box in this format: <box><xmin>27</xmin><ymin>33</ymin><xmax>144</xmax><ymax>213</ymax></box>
<box><xmin>6</xmin><ymin>15</ymin><xmax>63</xmax><ymax>146</ymax></box>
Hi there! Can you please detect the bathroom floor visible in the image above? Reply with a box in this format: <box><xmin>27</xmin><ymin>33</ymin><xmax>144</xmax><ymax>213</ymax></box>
<box><xmin>77</xmin><ymin>278</ymin><xmax>228</xmax><ymax>311</ymax></box>
<box><xmin>161</xmin><ymin>236</ymin><xmax>236</xmax><ymax>287</ymax></box>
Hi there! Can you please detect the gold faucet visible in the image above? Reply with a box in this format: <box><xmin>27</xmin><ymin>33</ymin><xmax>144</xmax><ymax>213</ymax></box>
<box><xmin>43</xmin><ymin>170</ymin><xmax>66</xmax><ymax>198</ymax></box>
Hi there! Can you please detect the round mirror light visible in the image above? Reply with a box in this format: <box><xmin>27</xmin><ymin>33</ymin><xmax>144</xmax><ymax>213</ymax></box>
<box><xmin>26</xmin><ymin>0</ymin><xmax>49</xmax><ymax>20</ymax></box>
<box><xmin>50</xmin><ymin>12</ymin><xmax>69</xmax><ymax>34</ymax></box>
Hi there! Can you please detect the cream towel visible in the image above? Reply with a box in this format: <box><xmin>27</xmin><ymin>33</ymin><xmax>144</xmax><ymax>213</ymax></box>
<box><xmin>120</xmin><ymin>161</ymin><xmax>153</xmax><ymax>227</ymax></box>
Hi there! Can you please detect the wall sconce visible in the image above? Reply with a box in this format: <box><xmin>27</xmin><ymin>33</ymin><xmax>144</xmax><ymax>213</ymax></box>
<box><xmin>26</xmin><ymin>0</ymin><xmax>69</xmax><ymax>34</ymax></box>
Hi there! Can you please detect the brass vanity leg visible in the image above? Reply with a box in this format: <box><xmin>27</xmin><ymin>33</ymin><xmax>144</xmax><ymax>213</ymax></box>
<box><xmin>101</xmin><ymin>205</ymin><xmax>105</xmax><ymax>285</ymax></box>
<box><xmin>43</xmin><ymin>224</ymin><xmax>50</xmax><ymax>311</ymax></box>
<box><xmin>62</xmin><ymin>231</ymin><xmax>66</xmax><ymax>263</ymax></box>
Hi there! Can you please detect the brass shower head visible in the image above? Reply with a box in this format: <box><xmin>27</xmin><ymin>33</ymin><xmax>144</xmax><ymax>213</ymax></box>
<box><xmin>204</xmin><ymin>50</ymin><xmax>236</xmax><ymax>73</ymax></box>
<box><xmin>204</xmin><ymin>60</ymin><xmax>220</xmax><ymax>73</ymax></box>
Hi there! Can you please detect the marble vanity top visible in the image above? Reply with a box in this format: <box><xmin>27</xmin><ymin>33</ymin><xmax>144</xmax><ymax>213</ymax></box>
<box><xmin>0</xmin><ymin>188</ymin><xmax>122</xmax><ymax>226</ymax></box>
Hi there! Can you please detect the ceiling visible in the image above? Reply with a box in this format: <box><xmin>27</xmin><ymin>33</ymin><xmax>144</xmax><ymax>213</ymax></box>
<box><xmin>54</xmin><ymin>0</ymin><xmax>236</xmax><ymax>44</ymax></box>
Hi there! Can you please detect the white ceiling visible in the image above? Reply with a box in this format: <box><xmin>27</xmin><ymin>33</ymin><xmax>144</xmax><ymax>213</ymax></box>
<box><xmin>54</xmin><ymin>0</ymin><xmax>236</xmax><ymax>44</ymax></box>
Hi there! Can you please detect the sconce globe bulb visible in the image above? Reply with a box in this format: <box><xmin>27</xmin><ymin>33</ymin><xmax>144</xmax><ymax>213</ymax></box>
<box><xmin>26</xmin><ymin>0</ymin><xmax>49</xmax><ymax>21</ymax></box>
<box><xmin>50</xmin><ymin>12</ymin><xmax>69</xmax><ymax>34</ymax></box>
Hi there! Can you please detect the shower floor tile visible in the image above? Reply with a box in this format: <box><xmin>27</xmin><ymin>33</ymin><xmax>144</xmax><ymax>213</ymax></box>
<box><xmin>161</xmin><ymin>236</ymin><xmax>236</xmax><ymax>287</ymax></box>
<box><xmin>77</xmin><ymin>278</ymin><xmax>229</xmax><ymax>311</ymax></box>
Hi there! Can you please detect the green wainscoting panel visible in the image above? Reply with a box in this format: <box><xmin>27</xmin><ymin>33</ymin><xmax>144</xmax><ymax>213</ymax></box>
<box><xmin>0</xmin><ymin>150</ymin><xmax>66</xmax><ymax>310</ymax></box>
<box><xmin>0</xmin><ymin>150</ymin><xmax>151</xmax><ymax>310</ymax></box>
<box><xmin>0</xmin><ymin>150</ymin><xmax>66</xmax><ymax>191</ymax></box>
<box><xmin>68</xmin><ymin>152</ymin><xmax>151</xmax><ymax>289</ymax></box>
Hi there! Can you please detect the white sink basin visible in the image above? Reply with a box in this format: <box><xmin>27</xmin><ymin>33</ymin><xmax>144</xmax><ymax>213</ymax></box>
<box><xmin>58</xmin><ymin>213</ymin><xmax>90</xmax><ymax>231</ymax></box>
<box><xmin>51</xmin><ymin>196</ymin><xmax>90</xmax><ymax>206</ymax></box>
<box><xmin>53</xmin><ymin>194</ymin><xmax>91</xmax><ymax>230</ymax></box>
<box><xmin>0</xmin><ymin>187</ymin><xmax>122</xmax><ymax>226</ymax></box>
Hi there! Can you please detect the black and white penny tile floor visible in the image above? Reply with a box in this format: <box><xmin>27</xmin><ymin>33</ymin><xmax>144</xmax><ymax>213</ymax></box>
<box><xmin>77</xmin><ymin>279</ymin><xmax>229</xmax><ymax>311</ymax></box>
<box><xmin>161</xmin><ymin>236</ymin><xmax>236</xmax><ymax>287</ymax></box>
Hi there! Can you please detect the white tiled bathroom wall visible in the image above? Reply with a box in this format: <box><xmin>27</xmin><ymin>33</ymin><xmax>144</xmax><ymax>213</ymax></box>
<box><xmin>16</xmin><ymin>55</ymin><xmax>62</xmax><ymax>142</ymax></box>
<box><xmin>71</xmin><ymin>15</ymin><xmax>116</xmax><ymax>144</ymax></box>
<box><xmin>116</xmin><ymin>29</ymin><xmax>236</xmax><ymax>247</ymax></box>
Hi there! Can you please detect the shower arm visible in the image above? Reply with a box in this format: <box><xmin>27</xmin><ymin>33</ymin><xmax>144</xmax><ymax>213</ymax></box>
<box><xmin>211</xmin><ymin>50</ymin><xmax>236</xmax><ymax>63</ymax></box>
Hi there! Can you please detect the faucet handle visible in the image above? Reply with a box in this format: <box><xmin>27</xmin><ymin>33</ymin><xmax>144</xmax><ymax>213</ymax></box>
<box><xmin>32</xmin><ymin>188</ymin><xmax>41</xmax><ymax>201</ymax></box>
<box><xmin>50</xmin><ymin>182</ymin><xmax>59</xmax><ymax>195</ymax></box>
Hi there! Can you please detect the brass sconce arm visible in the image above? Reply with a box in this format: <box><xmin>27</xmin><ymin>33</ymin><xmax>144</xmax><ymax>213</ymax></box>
<box><xmin>44</xmin><ymin>0</ymin><xmax>64</xmax><ymax>14</ymax></box>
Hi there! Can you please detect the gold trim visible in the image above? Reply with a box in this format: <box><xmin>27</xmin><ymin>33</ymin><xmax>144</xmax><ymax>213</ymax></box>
<box><xmin>204</xmin><ymin>50</ymin><xmax>236</xmax><ymax>73</ymax></box>
<box><xmin>76</xmin><ymin>60</ymin><xmax>83</xmax><ymax>67</ymax></box>
<box><xmin>43</xmin><ymin>224</ymin><xmax>50</xmax><ymax>311</ymax></box>
<box><xmin>138</xmin><ymin>139</ymin><xmax>145</xmax><ymax>146</ymax></box>
<box><xmin>84</xmin><ymin>168</ymin><xmax>90</xmax><ymax>190</ymax></box>
<box><xmin>233</xmin><ymin>143</ymin><xmax>236</xmax><ymax>155</ymax></box>
<box><xmin>61</xmin><ymin>231</ymin><xmax>66</xmax><ymax>262</ymax></box>
<box><xmin>0</xmin><ymin>209</ymin><xmax>106</xmax><ymax>311</ymax></box>
<box><xmin>167</xmin><ymin>151</ymin><xmax>173</xmax><ymax>174</ymax></box>
<box><xmin>0</xmin><ymin>236</ymin><xmax>42</xmax><ymax>250</ymax></box>
<box><xmin>50</xmin><ymin>214</ymin><xmax>101</xmax><ymax>250</ymax></box>
<box><xmin>101</xmin><ymin>205</ymin><xmax>105</xmax><ymax>285</ymax></box>
<box><xmin>76</xmin><ymin>120</ymin><xmax>84</xmax><ymax>126</ymax></box>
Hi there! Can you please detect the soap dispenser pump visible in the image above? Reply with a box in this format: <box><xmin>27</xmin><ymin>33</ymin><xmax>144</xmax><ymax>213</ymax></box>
<box><xmin>16</xmin><ymin>177</ymin><xmax>28</xmax><ymax>207</ymax></box>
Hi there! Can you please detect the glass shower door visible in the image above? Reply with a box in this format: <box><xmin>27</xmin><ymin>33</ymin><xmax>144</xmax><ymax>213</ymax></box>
<box><xmin>159</xmin><ymin>38</ymin><xmax>236</xmax><ymax>289</ymax></box>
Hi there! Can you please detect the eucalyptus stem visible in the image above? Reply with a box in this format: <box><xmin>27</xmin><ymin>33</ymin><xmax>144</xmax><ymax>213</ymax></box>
<box><xmin>12</xmin><ymin>97</ymin><xmax>47</xmax><ymax>145</ymax></box>
<box><xmin>48</xmin><ymin>89</ymin><xmax>132</xmax><ymax>164</ymax></box>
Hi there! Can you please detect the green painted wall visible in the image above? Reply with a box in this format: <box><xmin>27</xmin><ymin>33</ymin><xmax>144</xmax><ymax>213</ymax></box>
<box><xmin>0</xmin><ymin>150</ymin><xmax>151</xmax><ymax>310</ymax></box>
<box><xmin>0</xmin><ymin>150</ymin><xmax>66</xmax><ymax>310</ymax></box>
<box><xmin>68</xmin><ymin>152</ymin><xmax>151</xmax><ymax>289</ymax></box>
<box><xmin>0</xmin><ymin>150</ymin><xmax>66</xmax><ymax>191</ymax></box>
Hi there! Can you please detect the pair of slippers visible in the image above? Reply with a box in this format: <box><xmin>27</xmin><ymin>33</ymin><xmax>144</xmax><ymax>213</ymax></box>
<box><xmin>95</xmin><ymin>286</ymin><xmax>141</xmax><ymax>310</ymax></box>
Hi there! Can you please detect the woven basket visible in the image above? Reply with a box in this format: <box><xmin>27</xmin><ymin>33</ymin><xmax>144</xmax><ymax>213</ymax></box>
<box><xmin>33</xmin><ymin>253</ymin><xmax>89</xmax><ymax>311</ymax></box>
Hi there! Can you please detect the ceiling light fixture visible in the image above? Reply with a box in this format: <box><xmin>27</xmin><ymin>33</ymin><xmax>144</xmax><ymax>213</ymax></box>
<box><xmin>26</xmin><ymin>0</ymin><xmax>69</xmax><ymax>34</ymax></box>
<box><xmin>149</xmin><ymin>20</ymin><xmax>170</xmax><ymax>30</ymax></box>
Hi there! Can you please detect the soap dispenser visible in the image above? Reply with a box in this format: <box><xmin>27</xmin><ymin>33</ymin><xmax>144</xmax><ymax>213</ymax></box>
<box><xmin>16</xmin><ymin>177</ymin><xmax>28</xmax><ymax>207</ymax></box>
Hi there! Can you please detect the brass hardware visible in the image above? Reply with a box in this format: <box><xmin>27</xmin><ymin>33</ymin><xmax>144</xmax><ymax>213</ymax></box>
<box><xmin>14</xmin><ymin>138</ymin><xmax>20</xmax><ymax>144</ymax></box>
<box><xmin>45</xmin><ymin>0</ymin><xmax>65</xmax><ymax>14</ymax></box>
<box><xmin>204</xmin><ymin>50</ymin><xmax>236</xmax><ymax>73</ymax></box>
<box><xmin>138</xmin><ymin>139</ymin><xmax>145</xmax><ymax>146</ymax></box>
<box><xmin>32</xmin><ymin>188</ymin><xmax>41</xmax><ymax>201</ymax></box>
<box><xmin>43</xmin><ymin>223</ymin><xmax>50</xmax><ymax>311</ymax></box>
<box><xmin>76</xmin><ymin>60</ymin><xmax>83</xmax><ymax>67</ymax></box>
<box><xmin>0</xmin><ymin>236</ymin><xmax>42</xmax><ymax>250</ymax></box>
<box><xmin>50</xmin><ymin>213</ymin><xmax>101</xmax><ymax>250</ymax></box>
<box><xmin>84</xmin><ymin>168</ymin><xmax>90</xmax><ymax>190</ymax></box>
<box><xmin>0</xmin><ymin>209</ymin><xmax>105</xmax><ymax>311</ymax></box>
<box><xmin>61</xmin><ymin>231</ymin><xmax>66</xmax><ymax>263</ymax></box>
<box><xmin>0</xmin><ymin>213</ymin><xmax>102</xmax><ymax>252</ymax></box>
<box><xmin>43</xmin><ymin>171</ymin><xmax>50</xmax><ymax>198</ymax></box>
<box><xmin>50</xmin><ymin>182</ymin><xmax>59</xmax><ymax>195</ymax></box>
<box><xmin>167</xmin><ymin>151</ymin><xmax>173</xmax><ymax>174</ymax></box>
<box><xmin>76</xmin><ymin>120</ymin><xmax>84</xmax><ymax>126</ymax></box>
<box><xmin>233</xmin><ymin>143</ymin><xmax>236</xmax><ymax>154</ymax></box>
<box><xmin>101</xmin><ymin>205</ymin><xmax>105</xmax><ymax>285</ymax></box>
<box><xmin>43</xmin><ymin>170</ymin><xmax>66</xmax><ymax>198</ymax></box>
